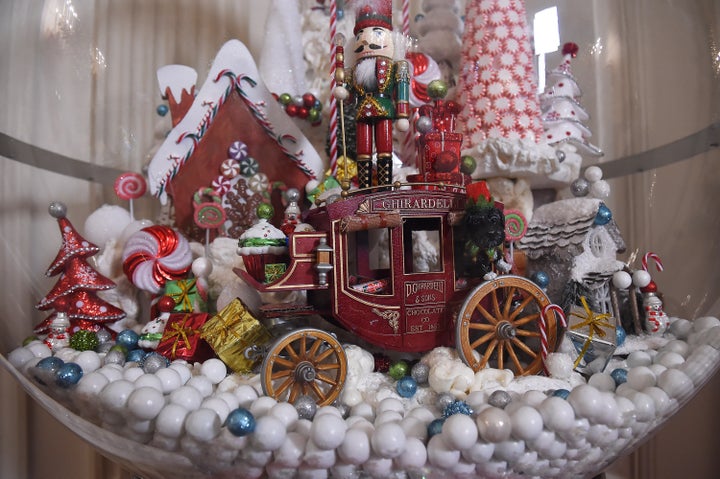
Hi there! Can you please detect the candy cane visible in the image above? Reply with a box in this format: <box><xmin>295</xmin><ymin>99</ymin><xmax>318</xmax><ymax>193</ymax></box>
<box><xmin>328</xmin><ymin>0</ymin><xmax>339</xmax><ymax>174</ymax></box>
<box><xmin>642</xmin><ymin>252</ymin><xmax>664</xmax><ymax>272</ymax></box>
<box><xmin>402</xmin><ymin>0</ymin><xmax>410</xmax><ymax>36</ymax></box>
<box><xmin>539</xmin><ymin>304</ymin><xmax>566</xmax><ymax>375</ymax></box>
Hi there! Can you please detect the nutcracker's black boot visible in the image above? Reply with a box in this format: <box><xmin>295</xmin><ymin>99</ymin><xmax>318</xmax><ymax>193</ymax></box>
<box><xmin>356</xmin><ymin>154</ymin><xmax>372</xmax><ymax>190</ymax></box>
<box><xmin>377</xmin><ymin>153</ymin><xmax>393</xmax><ymax>191</ymax></box>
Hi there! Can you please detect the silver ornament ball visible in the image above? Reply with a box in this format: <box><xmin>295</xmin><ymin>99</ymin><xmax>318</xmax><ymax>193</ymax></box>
<box><xmin>103</xmin><ymin>349</ymin><xmax>126</xmax><ymax>367</ymax></box>
<box><xmin>285</xmin><ymin>188</ymin><xmax>300</xmax><ymax>203</ymax></box>
<box><xmin>96</xmin><ymin>328</ymin><xmax>113</xmax><ymax>344</ymax></box>
<box><xmin>48</xmin><ymin>201</ymin><xmax>67</xmax><ymax>218</ymax></box>
<box><xmin>571</xmin><ymin>178</ymin><xmax>590</xmax><ymax>197</ymax></box>
<box><xmin>415</xmin><ymin>116</ymin><xmax>433</xmax><ymax>134</ymax></box>
<box><xmin>437</xmin><ymin>392</ymin><xmax>455</xmax><ymax>411</ymax></box>
<box><xmin>142</xmin><ymin>352</ymin><xmax>169</xmax><ymax>373</ymax></box>
<box><xmin>488</xmin><ymin>390</ymin><xmax>512</xmax><ymax>409</ymax></box>
<box><xmin>410</xmin><ymin>362</ymin><xmax>430</xmax><ymax>385</ymax></box>
<box><xmin>294</xmin><ymin>395</ymin><xmax>317</xmax><ymax>420</ymax></box>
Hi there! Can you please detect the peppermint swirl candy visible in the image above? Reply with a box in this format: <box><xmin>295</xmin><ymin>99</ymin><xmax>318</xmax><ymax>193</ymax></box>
<box><xmin>248</xmin><ymin>172</ymin><xmax>269</xmax><ymax>194</ymax></box>
<box><xmin>212</xmin><ymin>175</ymin><xmax>232</xmax><ymax>196</ymax></box>
<box><xmin>228</xmin><ymin>140</ymin><xmax>249</xmax><ymax>161</ymax></box>
<box><xmin>221</xmin><ymin>158</ymin><xmax>240</xmax><ymax>178</ymax></box>
<box><xmin>504</xmin><ymin>209</ymin><xmax>528</xmax><ymax>242</ymax></box>
<box><xmin>239</xmin><ymin>157</ymin><xmax>259</xmax><ymax>177</ymax></box>
<box><xmin>122</xmin><ymin>225</ymin><xmax>192</xmax><ymax>294</ymax></box>
<box><xmin>114</xmin><ymin>172</ymin><xmax>147</xmax><ymax>200</ymax></box>
<box><xmin>193</xmin><ymin>187</ymin><xmax>227</xmax><ymax>230</ymax></box>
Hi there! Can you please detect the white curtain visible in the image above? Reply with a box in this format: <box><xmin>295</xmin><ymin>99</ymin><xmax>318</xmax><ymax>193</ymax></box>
<box><xmin>1</xmin><ymin>1</ymin><xmax>718</xmax><ymax>477</ymax></box>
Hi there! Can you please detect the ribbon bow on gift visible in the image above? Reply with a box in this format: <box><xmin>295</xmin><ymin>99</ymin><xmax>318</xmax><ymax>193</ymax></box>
<box><xmin>168</xmin><ymin>279</ymin><xmax>197</xmax><ymax>312</ymax></box>
<box><xmin>164</xmin><ymin>315</ymin><xmax>200</xmax><ymax>358</ymax></box>
<box><xmin>570</xmin><ymin>296</ymin><xmax>614</xmax><ymax>369</ymax></box>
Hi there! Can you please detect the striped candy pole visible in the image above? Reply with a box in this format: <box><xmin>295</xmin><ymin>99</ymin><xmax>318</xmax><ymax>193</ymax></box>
<box><xmin>642</xmin><ymin>252</ymin><xmax>664</xmax><ymax>272</ymax></box>
<box><xmin>328</xmin><ymin>0</ymin><xmax>339</xmax><ymax>174</ymax></box>
<box><xmin>540</xmin><ymin>304</ymin><xmax>566</xmax><ymax>375</ymax></box>
<box><xmin>401</xmin><ymin>0</ymin><xmax>410</xmax><ymax>36</ymax></box>
<box><xmin>400</xmin><ymin>0</ymin><xmax>415</xmax><ymax>165</ymax></box>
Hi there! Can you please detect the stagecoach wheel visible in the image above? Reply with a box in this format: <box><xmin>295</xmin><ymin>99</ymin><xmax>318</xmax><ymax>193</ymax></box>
<box><xmin>455</xmin><ymin>275</ymin><xmax>557</xmax><ymax>376</ymax></box>
<box><xmin>261</xmin><ymin>328</ymin><xmax>348</xmax><ymax>406</ymax></box>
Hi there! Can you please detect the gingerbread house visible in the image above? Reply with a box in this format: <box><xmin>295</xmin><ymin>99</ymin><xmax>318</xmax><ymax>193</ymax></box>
<box><xmin>147</xmin><ymin>40</ymin><xmax>324</xmax><ymax>241</ymax></box>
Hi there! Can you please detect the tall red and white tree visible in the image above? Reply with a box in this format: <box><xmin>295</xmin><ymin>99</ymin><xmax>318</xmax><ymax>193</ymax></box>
<box><xmin>34</xmin><ymin>202</ymin><xmax>125</xmax><ymax>335</ymax></box>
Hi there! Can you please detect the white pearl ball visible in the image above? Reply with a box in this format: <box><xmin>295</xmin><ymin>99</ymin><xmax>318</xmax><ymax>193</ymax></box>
<box><xmin>394</xmin><ymin>436</ymin><xmax>428</xmax><ymax>470</ymax></box>
<box><xmin>201</xmin><ymin>397</ymin><xmax>231</xmax><ymax>423</ymax></box>
<box><xmin>274</xmin><ymin>432</ymin><xmax>306</xmax><ymax>468</ymax></box>
<box><xmin>154</xmin><ymin>367</ymin><xmax>183</xmax><ymax>393</ymax></box>
<box><xmin>589</xmin><ymin>179</ymin><xmax>611</xmax><ymax>199</ymax></box>
<box><xmin>568</xmin><ymin>385</ymin><xmax>603</xmax><ymax>421</ymax></box>
<box><xmin>442</xmin><ymin>413</ymin><xmax>478</xmax><ymax>450</ymax></box>
<box><xmin>374</xmin><ymin>410</ymin><xmax>402</xmax><ymax>424</ymax></box>
<box><xmin>362</xmin><ymin>457</ymin><xmax>392</xmax><ymax>478</ymax></box>
<box><xmin>310</xmin><ymin>412</ymin><xmax>347</xmax><ymax>450</ymax></box>
<box><xmin>100</xmin><ymin>379</ymin><xmax>136</xmax><ymax>413</ymax></box>
<box><xmin>476</xmin><ymin>407</ymin><xmax>512</xmax><ymax>442</ymax></box>
<box><xmin>371</xmin><ymin>421</ymin><xmax>406</xmax><ymax>458</ymax></box>
<box><xmin>97</xmin><ymin>364</ymin><xmax>124</xmax><ymax>382</ymax></box>
<box><xmin>350</xmin><ymin>402</ymin><xmax>374</xmax><ymax>422</ymax></box>
<box><xmin>510</xmin><ymin>406</ymin><xmax>544</xmax><ymax>441</ymax></box>
<box><xmin>233</xmin><ymin>384</ymin><xmax>259</xmax><ymax>408</ymax></box>
<box><xmin>377</xmin><ymin>397</ymin><xmax>404</xmax><ymax>415</ymax></box>
<box><xmin>74</xmin><ymin>350</ymin><xmax>101</xmax><ymax>373</ymax></box>
<box><xmin>461</xmin><ymin>440</ymin><xmax>494</xmax><ymax>463</ymax></box>
<box><xmin>632</xmin><ymin>270</ymin><xmax>652</xmax><ymax>288</ymax></box>
<box><xmin>643</xmin><ymin>386</ymin><xmax>673</xmax><ymax>416</ymax></box>
<box><xmin>269</xmin><ymin>401</ymin><xmax>299</xmax><ymax>429</ymax></box>
<box><xmin>76</xmin><ymin>372</ymin><xmax>110</xmax><ymax>398</ymax></box>
<box><xmin>185</xmin><ymin>408</ymin><xmax>221</xmax><ymax>441</ymax></box>
<box><xmin>655</xmin><ymin>351</ymin><xmax>685</xmax><ymax>368</ymax></box>
<box><xmin>8</xmin><ymin>347</ymin><xmax>36</xmax><ymax>368</ymax></box>
<box><xmin>156</xmin><ymin>403</ymin><xmax>190</xmax><ymax>437</ymax></box>
<box><xmin>169</xmin><ymin>385</ymin><xmax>204</xmax><ymax>411</ymax></box>
<box><xmin>588</xmin><ymin>372</ymin><xmax>617</xmax><ymax>392</ymax></box>
<box><xmin>427</xmin><ymin>434</ymin><xmax>460</xmax><ymax>469</ymax></box>
<box><xmin>252</xmin><ymin>415</ymin><xmax>287</xmax><ymax>451</ymax></box>
<box><xmin>631</xmin><ymin>392</ymin><xmax>656</xmax><ymax>422</ymax></box>
<box><xmin>612</xmin><ymin>271</ymin><xmax>632</xmax><ymax>289</ymax></box>
<box><xmin>27</xmin><ymin>342</ymin><xmax>52</xmax><ymax>358</ymax></box>
<box><xmin>128</xmin><ymin>386</ymin><xmax>166</xmax><ymax>420</ymax></box>
<box><xmin>134</xmin><ymin>373</ymin><xmax>164</xmax><ymax>391</ymax></box>
<box><xmin>187</xmin><ymin>375</ymin><xmax>214</xmax><ymax>397</ymax></box>
<box><xmin>584</xmin><ymin>166</ymin><xmax>603</xmax><ymax>182</ymax></box>
<box><xmin>627</xmin><ymin>351</ymin><xmax>653</xmax><ymax>367</ymax></box>
<box><xmin>337</xmin><ymin>428</ymin><xmax>370</xmax><ymax>464</ymax></box>
<box><xmin>538</xmin><ymin>396</ymin><xmax>575</xmax><ymax>432</ymax></box>
<box><xmin>627</xmin><ymin>366</ymin><xmax>656</xmax><ymax>390</ymax></box>
<box><xmin>400</xmin><ymin>416</ymin><xmax>427</xmax><ymax>441</ymax></box>
<box><xmin>192</xmin><ymin>257</ymin><xmax>213</xmax><ymax>278</ymax></box>
<box><xmin>201</xmin><ymin>358</ymin><xmax>227</xmax><ymax>384</ymax></box>
<box><xmin>657</xmin><ymin>368</ymin><xmax>693</xmax><ymax>399</ymax></box>
<box><xmin>493</xmin><ymin>439</ymin><xmax>526</xmax><ymax>462</ymax></box>
<box><xmin>249</xmin><ymin>395</ymin><xmax>277</xmax><ymax>417</ymax></box>
<box><xmin>168</xmin><ymin>362</ymin><xmax>192</xmax><ymax>384</ymax></box>
<box><xmin>123</xmin><ymin>366</ymin><xmax>145</xmax><ymax>382</ymax></box>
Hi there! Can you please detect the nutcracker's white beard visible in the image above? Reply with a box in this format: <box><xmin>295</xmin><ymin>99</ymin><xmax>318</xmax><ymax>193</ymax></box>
<box><xmin>354</xmin><ymin>57</ymin><xmax>377</xmax><ymax>91</ymax></box>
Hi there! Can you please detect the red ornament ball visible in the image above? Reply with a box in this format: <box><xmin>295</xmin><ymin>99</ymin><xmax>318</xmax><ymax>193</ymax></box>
<box><xmin>641</xmin><ymin>280</ymin><xmax>658</xmax><ymax>294</ymax></box>
<box><xmin>302</xmin><ymin>93</ymin><xmax>316</xmax><ymax>108</ymax></box>
<box><xmin>563</xmin><ymin>42</ymin><xmax>579</xmax><ymax>57</ymax></box>
<box><xmin>374</xmin><ymin>354</ymin><xmax>390</xmax><ymax>373</ymax></box>
<box><xmin>286</xmin><ymin>104</ymin><xmax>299</xmax><ymax>117</ymax></box>
<box><xmin>298</xmin><ymin>107</ymin><xmax>310</xmax><ymax>119</ymax></box>
<box><xmin>433</xmin><ymin>151</ymin><xmax>459</xmax><ymax>173</ymax></box>
<box><xmin>157</xmin><ymin>295</ymin><xmax>176</xmax><ymax>313</ymax></box>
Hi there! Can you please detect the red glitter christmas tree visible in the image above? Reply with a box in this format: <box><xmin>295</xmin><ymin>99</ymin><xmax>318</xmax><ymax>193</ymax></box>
<box><xmin>34</xmin><ymin>202</ymin><xmax>125</xmax><ymax>335</ymax></box>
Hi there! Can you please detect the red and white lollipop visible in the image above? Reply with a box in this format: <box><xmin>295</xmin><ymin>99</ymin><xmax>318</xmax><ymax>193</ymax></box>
<box><xmin>122</xmin><ymin>225</ymin><xmax>192</xmax><ymax>294</ymax></box>
<box><xmin>114</xmin><ymin>172</ymin><xmax>147</xmax><ymax>220</ymax></box>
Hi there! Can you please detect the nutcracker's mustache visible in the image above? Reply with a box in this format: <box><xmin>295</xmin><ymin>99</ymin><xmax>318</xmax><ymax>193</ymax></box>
<box><xmin>354</xmin><ymin>42</ymin><xmax>384</xmax><ymax>53</ymax></box>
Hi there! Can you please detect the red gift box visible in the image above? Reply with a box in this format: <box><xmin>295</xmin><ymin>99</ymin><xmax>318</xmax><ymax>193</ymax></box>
<box><xmin>156</xmin><ymin>313</ymin><xmax>214</xmax><ymax>362</ymax></box>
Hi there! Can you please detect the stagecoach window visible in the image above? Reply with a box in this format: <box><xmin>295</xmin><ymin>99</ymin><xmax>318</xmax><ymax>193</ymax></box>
<box><xmin>403</xmin><ymin>217</ymin><xmax>442</xmax><ymax>274</ymax></box>
<box><xmin>346</xmin><ymin>228</ymin><xmax>393</xmax><ymax>294</ymax></box>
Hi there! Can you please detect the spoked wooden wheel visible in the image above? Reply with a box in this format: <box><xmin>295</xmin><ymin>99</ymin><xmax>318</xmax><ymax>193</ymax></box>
<box><xmin>261</xmin><ymin>328</ymin><xmax>347</xmax><ymax>406</ymax></box>
<box><xmin>456</xmin><ymin>275</ymin><xmax>557</xmax><ymax>375</ymax></box>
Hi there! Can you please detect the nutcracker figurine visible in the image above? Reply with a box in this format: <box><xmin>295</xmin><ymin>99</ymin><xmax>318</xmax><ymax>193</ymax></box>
<box><xmin>333</xmin><ymin>0</ymin><xmax>410</xmax><ymax>189</ymax></box>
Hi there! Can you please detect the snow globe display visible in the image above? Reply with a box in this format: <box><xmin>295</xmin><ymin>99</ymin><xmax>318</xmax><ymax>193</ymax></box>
<box><xmin>1</xmin><ymin>1</ymin><xmax>719</xmax><ymax>478</ymax></box>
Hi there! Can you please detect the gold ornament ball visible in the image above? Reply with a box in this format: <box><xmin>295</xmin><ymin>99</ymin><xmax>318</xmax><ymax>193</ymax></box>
<box><xmin>427</xmin><ymin>80</ymin><xmax>448</xmax><ymax>100</ymax></box>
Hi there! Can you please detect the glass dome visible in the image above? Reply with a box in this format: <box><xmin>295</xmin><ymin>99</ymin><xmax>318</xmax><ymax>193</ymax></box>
<box><xmin>1</xmin><ymin>1</ymin><xmax>719</xmax><ymax>478</ymax></box>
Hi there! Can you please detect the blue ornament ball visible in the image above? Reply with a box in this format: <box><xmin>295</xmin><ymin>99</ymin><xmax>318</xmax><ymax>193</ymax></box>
<box><xmin>427</xmin><ymin>418</ymin><xmax>445</xmax><ymax>438</ymax></box>
<box><xmin>611</xmin><ymin>368</ymin><xmax>628</xmax><ymax>386</ymax></box>
<box><xmin>226</xmin><ymin>407</ymin><xmax>256</xmax><ymax>436</ymax></box>
<box><xmin>443</xmin><ymin>400</ymin><xmax>473</xmax><ymax>418</ymax></box>
<box><xmin>396</xmin><ymin>376</ymin><xmax>418</xmax><ymax>398</ymax></box>
<box><xmin>531</xmin><ymin>271</ymin><xmax>550</xmax><ymax>289</ymax></box>
<box><xmin>116</xmin><ymin>329</ymin><xmax>140</xmax><ymax>351</ymax></box>
<box><xmin>594</xmin><ymin>204</ymin><xmax>613</xmax><ymax>225</ymax></box>
<box><xmin>616</xmin><ymin>325</ymin><xmax>627</xmax><ymax>347</ymax></box>
<box><xmin>33</xmin><ymin>356</ymin><xmax>65</xmax><ymax>385</ymax></box>
<box><xmin>156</xmin><ymin>104</ymin><xmax>169</xmax><ymax>117</ymax></box>
<box><xmin>55</xmin><ymin>362</ymin><xmax>83</xmax><ymax>388</ymax></box>
<box><xmin>552</xmin><ymin>389</ymin><xmax>570</xmax><ymax>400</ymax></box>
<box><xmin>126</xmin><ymin>348</ymin><xmax>148</xmax><ymax>364</ymax></box>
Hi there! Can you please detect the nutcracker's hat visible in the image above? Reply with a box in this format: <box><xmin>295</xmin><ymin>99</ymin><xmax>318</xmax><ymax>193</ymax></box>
<box><xmin>354</xmin><ymin>0</ymin><xmax>392</xmax><ymax>35</ymax></box>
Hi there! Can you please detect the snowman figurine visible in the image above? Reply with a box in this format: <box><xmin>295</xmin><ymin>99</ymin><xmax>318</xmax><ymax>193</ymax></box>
<box><xmin>44</xmin><ymin>312</ymin><xmax>71</xmax><ymax>351</ymax></box>
<box><xmin>642</xmin><ymin>281</ymin><xmax>669</xmax><ymax>335</ymax></box>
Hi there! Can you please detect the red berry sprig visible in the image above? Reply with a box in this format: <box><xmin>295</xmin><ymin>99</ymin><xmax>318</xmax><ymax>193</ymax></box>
<box><xmin>275</xmin><ymin>92</ymin><xmax>322</xmax><ymax>126</ymax></box>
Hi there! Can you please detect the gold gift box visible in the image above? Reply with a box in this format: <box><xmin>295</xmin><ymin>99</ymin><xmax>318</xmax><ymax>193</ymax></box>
<box><xmin>200</xmin><ymin>298</ymin><xmax>271</xmax><ymax>373</ymax></box>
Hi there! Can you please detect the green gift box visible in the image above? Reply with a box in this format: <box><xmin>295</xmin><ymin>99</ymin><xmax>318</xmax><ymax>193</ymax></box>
<box><xmin>165</xmin><ymin>278</ymin><xmax>207</xmax><ymax>313</ymax></box>
<box><xmin>264</xmin><ymin>263</ymin><xmax>287</xmax><ymax>283</ymax></box>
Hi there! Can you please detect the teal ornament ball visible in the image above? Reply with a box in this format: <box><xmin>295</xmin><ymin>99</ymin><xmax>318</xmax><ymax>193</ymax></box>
<box><xmin>396</xmin><ymin>376</ymin><xmax>418</xmax><ymax>398</ymax></box>
<box><xmin>56</xmin><ymin>362</ymin><xmax>83</xmax><ymax>388</ymax></box>
<box><xmin>594</xmin><ymin>204</ymin><xmax>612</xmax><ymax>225</ymax></box>
<box><xmin>226</xmin><ymin>408</ymin><xmax>256</xmax><ymax>436</ymax></box>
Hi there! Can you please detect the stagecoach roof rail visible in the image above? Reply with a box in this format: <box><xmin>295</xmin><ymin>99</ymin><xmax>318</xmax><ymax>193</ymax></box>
<box><xmin>313</xmin><ymin>181</ymin><xmax>467</xmax><ymax>204</ymax></box>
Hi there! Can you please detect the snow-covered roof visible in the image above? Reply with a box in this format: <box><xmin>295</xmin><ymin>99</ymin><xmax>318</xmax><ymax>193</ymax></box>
<box><xmin>147</xmin><ymin>40</ymin><xmax>324</xmax><ymax>204</ymax></box>
<box><xmin>518</xmin><ymin>197</ymin><xmax>625</xmax><ymax>256</ymax></box>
